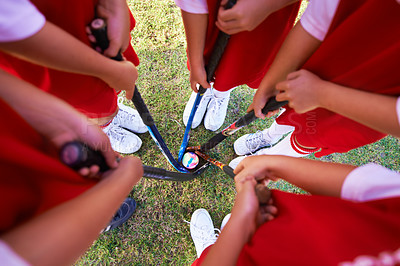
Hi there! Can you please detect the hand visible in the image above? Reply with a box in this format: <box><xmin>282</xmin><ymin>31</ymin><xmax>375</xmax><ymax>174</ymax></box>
<box><xmin>231</xmin><ymin>179</ymin><xmax>277</xmax><ymax>241</ymax></box>
<box><xmin>96</xmin><ymin>0</ymin><xmax>131</xmax><ymax>58</ymax></box>
<box><xmin>103</xmin><ymin>155</ymin><xmax>143</xmax><ymax>186</ymax></box>
<box><xmin>189</xmin><ymin>65</ymin><xmax>210</xmax><ymax>93</ymax></box>
<box><xmin>276</xmin><ymin>69</ymin><xmax>326</xmax><ymax>113</ymax></box>
<box><xmin>248</xmin><ymin>89</ymin><xmax>279</xmax><ymax>119</ymax></box>
<box><xmin>104</xmin><ymin>60</ymin><xmax>138</xmax><ymax>99</ymax></box>
<box><xmin>216</xmin><ymin>0</ymin><xmax>273</xmax><ymax>35</ymax></box>
<box><xmin>234</xmin><ymin>155</ymin><xmax>281</xmax><ymax>184</ymax></box>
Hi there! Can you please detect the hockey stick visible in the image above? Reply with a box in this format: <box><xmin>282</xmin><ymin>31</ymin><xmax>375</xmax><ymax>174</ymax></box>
<box><xmin>60</xmin><ymin>141</ymin><xmax>207</xmax><ymax>182</ymax></box>
<box><xmin>177</xmin><ymin>0</ymin><xmax>237</xmax><ymax>162</ymax></box>
<box><xmin>187</xmin><ymin>97</ymin><xmax>288</xmax><ymax>153</ymax></box>
<box><xmin>90</xmin><ymin>18</ymin><xmax>191</xmax><ymax>173</ymax></box>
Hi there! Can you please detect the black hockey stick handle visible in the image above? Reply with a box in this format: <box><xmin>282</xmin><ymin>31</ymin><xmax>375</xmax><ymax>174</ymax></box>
<box><xmin>59</xmin><ymin>141</ymin><xmax>198</xmax><ymax>181</ymax></box>
<box><xmin>90</xmin><ymin>18</ymin><xmax>123</xmax><ymax>61</ymax></box>
<box><xmin>197</xmin><ymin>0</ymin><xmax>237</xmax><ymax>94</ymax></box>
<box><xmin>205</xmin><ymin>0</ymin><xmax>237</xmax><ymax>80</ymax></box>
<box><xmin>235</xmin><ymin>97</ymin><xmax>288</xmax><ymax>128</ymax></box>
<box><xmin>90</xmin><ymin>19</ymin><xmax>155</xmax><ymax>127</ymax></box>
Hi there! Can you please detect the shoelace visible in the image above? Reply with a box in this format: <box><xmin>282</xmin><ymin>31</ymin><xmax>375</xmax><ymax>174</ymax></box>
<box><xmin>104</xmin><ymin>124</ymin><xmax>127</xmax><ymax>142</ymax></box>
<box><xmin>245</xmin><ymin>131</ymin><xmax>272</xmax><ymax>154</ymax></box>
<box><xmin>184</xmin><ymin>220</ymin><xmax>220</xmax><ymax>247</ymax></box>
<box><xmin>208</xmin><ymin>88</ymin><xmax>228</xmax><ymax>113</ymax></box>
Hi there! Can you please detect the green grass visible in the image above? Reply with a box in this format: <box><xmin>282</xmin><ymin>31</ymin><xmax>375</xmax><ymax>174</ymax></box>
<box><xmin>75</xmin><ymin>0</ymin><xmax>399</xmax><ymax>264</ymax></box>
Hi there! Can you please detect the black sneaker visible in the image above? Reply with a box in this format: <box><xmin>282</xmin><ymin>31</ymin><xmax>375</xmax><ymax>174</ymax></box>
<box><xmin>102</xmin><ymin>197</ymin><xmax>137</xmax><ymax>233</ymax></box>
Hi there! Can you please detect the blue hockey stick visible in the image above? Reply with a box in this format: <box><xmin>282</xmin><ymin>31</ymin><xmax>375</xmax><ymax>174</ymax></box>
<box><xmin>178</xmin><ymin>0</ymin><xmax>237</xmax><ymax>162</ymax></box>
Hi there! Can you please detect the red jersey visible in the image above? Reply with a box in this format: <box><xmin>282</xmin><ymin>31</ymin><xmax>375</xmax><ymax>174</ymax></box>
<box><xmin>0</xmin><ymin>0</ymin><xmax>139</xmax><ymax>119</ymax></box>
<box><xmin>276</xmin><ymin>0</ymin><xmax>400</xmax><ymax>157</ymax></box>
<box><xmin>202</xmin><ymin>0</ymin><xmax>300</xmax><ymax>91</ymax></box>
<box><xmin>197</xmin><ymin>190</ymin><xmax>400</xmax><ymax>265</ymax></box>
<box><xmin>0</xmin><ymin>99</ymin><xmax>96</xmax><ymax>233</ymax></box>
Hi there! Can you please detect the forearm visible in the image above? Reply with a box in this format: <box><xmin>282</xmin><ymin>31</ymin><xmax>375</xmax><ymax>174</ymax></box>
<box><xmin>181</xmin><ymin>10</ymin><xmax>208</xmax><ymax>71</ymax></box>
<box><xmin>202</xmin><ymin>181</ymin><xmax>258</xmax><ymax>266</ymax></box>
<box><xmin>263</xmin><ymin>156</ymin><xmax>355</xmax><ymax>196</ymax></box>
<box><xmin>317</xmin><ymin>82</ymin><xmax>400</xmax><ymax>138</ymax></box>
<box><xmin>0</xmin><ymin>70</ymin><xmax>90</xmax><ymax>144</ymax></box>
<box><xmin>202</xmin><ymin>216</ymin><xmax>250</xmax><ymax>266</ymax></box>
<box><xmin>1</xmin><ymin>157</ymin><xmax>142</xmax><ymax>266</ymax></box>
<box><xmin>0</xmin><ymin>21</ymin><xmax>121</xmax><ymax>83</ymax></box>
<box><xmin>258</xmin><ymin>23</ymin><xmax>321</xmax><ymax>94</ymax></box>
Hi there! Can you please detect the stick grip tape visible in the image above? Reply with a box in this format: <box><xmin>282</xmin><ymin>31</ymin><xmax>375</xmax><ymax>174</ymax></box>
<box><xmin>60</xmin><ymin>141</ymin><xmax>110</xmax><ymax>172</ymax></box>
<box><xmin>235</xmin><ymin>97</ymin><xmax>288</xmax><ymax>128</ymax></box>
<box><xmin>205</xmin><ymin>0</ymin><xmax>237</xmax><ymax>81</ymax></box>
<box><xmin>255</xmin><ymin>183</ymin><xmax>271</xmax><ymax>205</ymax></box>
<box><xmin>90</xmin><ymin>18</ymin><xmax>123</xmax><ymax>61</ymax></box>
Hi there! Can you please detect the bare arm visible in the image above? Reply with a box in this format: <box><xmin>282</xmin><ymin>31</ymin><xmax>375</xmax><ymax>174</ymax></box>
<box><xmin>0</xmin><ymin>70</ymin><xmax>118</xmax><ymax>173</ymax></box>
<box><xmin>234</xmin><ymin>155</ymin><xmax>356</xmax><ymax>197</ymax></box>
<box><xmin>202</xmin><ymin>180</ymin><xmax>258</xmax><ymax>266</ymax></box>
<box><xmin>216</xmin><ymin>0</ymin><xmax>299</xmax><ymax>34</ymax></box>
<box><xmin>1</xmin><ymin>156</ymin><xmax>143</xmax><ymax>266</ymax></box>
<box><xmin>95</xmin><ymin>0</ymin><xmax>131</xmax><ymax>57</ymax></box>
<box><xmin>250</xmin><ymin>22</ymin><xmax>321</xmax><ymax>118</ymax></box>
<box><xmin>180</xmin><ymin>10</ymin><xmax>210</xmax><ymax>92</ymax></box>
<box><xmin>276</xmin><ymin>70</ymin><xmax>400</xmax><ymax>138</ymax></box>
<box><xmin>202</xmin><ymin>178</ymin><xmax>277</xmax><ymax>265</ymax></box>
<box><xmin>0</xmin><ymin>21</ymin><xmax>137</xmax><ymax>99</ymax></box>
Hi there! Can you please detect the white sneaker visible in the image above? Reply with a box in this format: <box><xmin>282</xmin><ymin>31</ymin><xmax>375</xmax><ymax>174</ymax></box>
<box><xmin>188</xmin><ymin>209</ymin><xmax>219</xmax><ymax>258</ymax></box>
<box><xmin>234</xmin><ymin>130</ymin><xmax>281</xmax><ymax>155</ymax></box>
<box><xmin>220</xmin><ymin>213</ymin><xmax>231</xmax><ymax>231</ymax></box>
<box><xmin>204</xmin><ymin>91</ymin><xmax>230</xmax><ymax>131</ymax></box>
<box><xmin>228</xmin><ymin>155</ymin><xmax>249</xmax><ymax>170</ymax></box>
<box><xmin>103</xmin><ymin>122</ymin><xmax>142</xmax><ymax>154</ymax></box>
<box><xmin>114</xmin><ymin>102</ymin><xmax>148</xmax><ymax>134</ymax></box>
<box><xmin>183</xmin><ymin>90</ymin><xmax>212</xmax><ymax>129</ymax></box>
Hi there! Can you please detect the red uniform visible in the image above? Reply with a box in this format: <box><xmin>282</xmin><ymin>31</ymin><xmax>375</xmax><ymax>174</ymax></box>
<box><xmin>0</xmin><ymin>98</ymin><xmax>96</xmax><ymax>233</ymax></box>
<box><xmin>196</xmin><ymin>190</ymin><xmax>400</xmax><ymax>265</ymax></box>
<box><xmin>276</xmin><ymin>0</ymin><xmax>400</xmax><ymax>157</ymax></box>
<box><xmin>202</xmin><ymin>0</ymin><xmax>300</xmax><ymax>91</ymax></box>
<box><xmin>0</xmin><ymin>0</ymin><xmax>139</xmax><ymax>119</ymax></box>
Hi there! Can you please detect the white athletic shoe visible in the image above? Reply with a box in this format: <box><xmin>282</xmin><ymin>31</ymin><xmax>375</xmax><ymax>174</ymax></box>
<box><xmin>204</xmin><ymin>92</ymin><xmax>230</xmax><ymax>131</ymax></box>
<box><xmin>228</xmin><ymin>155</ymin><xmax>249</xmax><ymax>170</ymax></box>
<box><xmin>183</xmin><ymin>90</ymin><xmax>212</xmax><ymax>129</ymax></box>
<box><xmin>234</xmin><ymin>130</ymin><xmax>281</xmax><ymax>155</ymax></box>
<box><xmin>188</xmin><ymin>209</ymin><xmax>219</xmax><ymax>258</ymax></box>
<box><xmin>220</xmin><ymin>213</ymin><xmax>231</xmax><ymax>231</ymax></box>
<box><xmin>114</xmin><ymin>102</ymin><xmax>148</xmax><ymax>134</ymax></box>
<box><xmin>103</xmin><ymin>122</ymin><xmax>142</xmax><ymax>154</ymax></box>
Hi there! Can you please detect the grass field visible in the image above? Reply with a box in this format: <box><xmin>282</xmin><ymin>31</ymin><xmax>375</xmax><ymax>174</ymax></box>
<box><xmin>75</xmin><ymin>1</ymin><xmax>400</xmax><ymax>265</ymax></box>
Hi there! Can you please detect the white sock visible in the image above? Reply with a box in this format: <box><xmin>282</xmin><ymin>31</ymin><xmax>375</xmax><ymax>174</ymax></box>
<box><xmin>257</xmin><ymin>132</ymin><xmax>307</xmax><ymax>157</ymax></box>
<box><xmin>212</xmin><ymin>87</ymin><xmax>233</xmax><ymax>98</ymax></box>
<box><xmin>262</xmin><ymin>120</ymin><xmax>294</xmax><ymax>144</ymax></box>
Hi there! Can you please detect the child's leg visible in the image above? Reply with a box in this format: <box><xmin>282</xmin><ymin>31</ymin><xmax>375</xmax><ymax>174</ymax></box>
<box><xmin>256</xmin><ymin>132</ymin><xmax>316</xmax><ymax>157</ymax></box>
<box><xmin>230</xmin><ymin>132</ymin><xmax>317</xmax><ymax>169</ymax></box>
<box><xmin>204</xmin><ymin>87</ymin><xmax>234</xmax><ymax>131</ymax></box>
<box><xmin>183</xmin><ymin>88</ymin><xmax>213</xmax><ymax>129</ymax></box>
<box><xmin>234</xmin><ymin>120</ymin><xmax>294</xmax><ymax>155</ymax></box>
<box><xmin>100</xmin><ymin>97</ymin><xmax>148</xmax><ymax>154</ymax></box>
